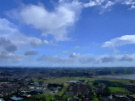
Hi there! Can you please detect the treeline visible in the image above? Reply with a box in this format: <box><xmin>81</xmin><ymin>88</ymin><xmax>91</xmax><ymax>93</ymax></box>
<box><xmin>0</xmin><ymin>67</ymin><xmax>135</xmax><ymax>78</ymax></box>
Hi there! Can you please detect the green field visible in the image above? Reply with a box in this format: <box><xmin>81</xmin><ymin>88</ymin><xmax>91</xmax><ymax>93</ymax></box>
<box><xmin>109</xmin><ymin>86</ymin><xmax>130</xmax><ymax>94</ymax></box>
<box><xmin>24</xmin><ymin>77</ymin><xmax>135</xmax><ymax>101</ymax></box>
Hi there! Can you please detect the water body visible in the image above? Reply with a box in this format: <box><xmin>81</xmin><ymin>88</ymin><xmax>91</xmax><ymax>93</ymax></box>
<box><xmin>98</xmin><ymin>74</ymin><xmax>135</xmax><ymax>80</ymax></box>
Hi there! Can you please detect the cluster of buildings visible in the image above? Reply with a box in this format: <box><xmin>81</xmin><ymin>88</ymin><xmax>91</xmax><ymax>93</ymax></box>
<box><xmin>0</xmin><ymin>82</ymin><xmax>20</xmax><ymax>97</ymax></box>
<box><xmin>65</xmin><ymin>81</ymin><xmax>93</xmax><ymax>101</ymax></box>
<box><xmin>0</xmin><ymin>79</ymin><xmax>65</xmax><ymax>101</ymax></box>
<box><xmin>0</xmin><ymin>80</ymin><xmax>47</xmax><ymax>101</ymax></box>
<box><xmin>1</xmin><ymin>78</ymin><xmax>135</xmax><ymax>101</ymax></box>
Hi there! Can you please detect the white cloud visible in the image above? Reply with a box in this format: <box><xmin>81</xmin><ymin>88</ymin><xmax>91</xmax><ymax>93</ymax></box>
<box><xmin>37</xmin><ymin>53</ymin><xmax>135</xmax><ymax>67</ymax></box>
<box><xmin>102</xmin><ymin>35</ymin><xmax>135</xmax><ymax>47</ymax></box>
<box><xmin>99</xmin><ymin>54</ymin><xmax>135</xmax><ymax>63</ymax></box>
<box><xmin>83</xmin><ymin>0</ymin><xmax>135</xmax><ymax>12</ymax></box>
<box><xmin>103</xmin><ymin>1</ymin><xmax>114</xmax><ymax>9</ymax></box>
<box><xmin>0</xmin><ymin>37</ymin><xmax>17</xmax><ymax>52</ymax></box>
<box><xmin>0</xmin><ymin>51</ymin><xmax>22</xmax><ymax>62</ymax></box>
<box><xmin>84</xmin><ymin>1</ymin><xmax>99</xmax><ymax>7</ymax></box>
<box><xmin>44</xmin><ymin>40</ymin><xmax>49</xmax><ymax>44</ymax></box>
<box><xmin>2</xmin><ymin>0</ymin><xmax>135</xmax><ymax>66</ymax></box>
<box><xmin>100</xmin><ymin>56</ymin><xmax>116</xmax><ymax>63</ymax></box>
<box><xmin>84</xmin><ymin>0</ymin><xmax>105</xmax><ymax>7</ymax></box>
<box><xmin>19</xmin><ymin>1</ymin><xmax>82</xmax><ymax>41</ymax></box>
<box><xmin>119</xmin><ymin>54</ymin><xmax>134</xmax><ymax>61</ymax></box>
<box><xmin>122</xmin><ymin>0</ymin><xmax>135</xmax><ymax>9</ymax></box>
<box><xmin>84</xmin><ymin>0</ymin><xmax>114</xmax><ymax>8</ymax></box>
<box><xmin>7</xmin><ymin>0</ymin><xmax>135</xmax><ymax>43</ymax></box>
<box><xmin>0</xmin><ymin>18</ymin><xmax>45</xmax><ymax>48</ymax></box>
<box><xmin>24</xmin><ymin>50</ymin><xmax>38</xmax><ymax>56</ymax></box>
<box><xmin>69</xmin><ymin>52</ymin><xmax>80</xmax><ymax>58</ymax></box>
<box><xmin>83</xmin><ymin>0</ymin><xmax>116</xmax><ymax>14</ymax></box>
<box><xmin>0</xmin><ymin>18</ymin><xmax>47</xmax><ymax>64</ymax></box>
<box><xmin>38</xmin><ymin>55</ymin><xmax>69</xmax><ymax>64</ymax></box>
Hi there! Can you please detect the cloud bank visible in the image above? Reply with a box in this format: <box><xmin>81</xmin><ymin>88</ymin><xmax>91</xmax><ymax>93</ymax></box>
<box><xmin>1</xmin><ymin>0</ymin><xmax>135</xmax><ymax>67</ymax></box>
<box><xmin>37</xmin><ymin>53</ymin><xmax>135</xmax><ymax>67</ymax></box>
<box><xmin>19</xmin><ymin>1</ymin><xmax>82</xmax><ymax>41</ymax></box>
<box><xmin>0</xmin><ymin>18</ymin><xmax>47</xmax><ymax>63</ymax></box>
<box><xmin>102</xmin><ymin>35</ymin><xmax>135</xmax><ymax>47</ymax></box>
<box><xmin>8</xmin><ymin>0</ymin><xmax>135</xmax><ymax>42</ymax></box>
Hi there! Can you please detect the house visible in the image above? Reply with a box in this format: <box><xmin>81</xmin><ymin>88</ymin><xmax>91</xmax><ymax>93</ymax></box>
<box><xmin>10</xmin><ymin>96</ymin><xmax>23</xmax><ymax>101</ymax></box>
<box><xmin>0</xmin><ymin>98</ymin><xmax>4</xmax><ymax>101</ymax></box>
<box><xmin>113</xmin><ymin>95</ymin><xmax>132</xmax><ymax>101</ymax></box>
<box><xmin>66</xmin><ymin>80</ymin><xmax>85</xmax><ymax>84</ymax></box>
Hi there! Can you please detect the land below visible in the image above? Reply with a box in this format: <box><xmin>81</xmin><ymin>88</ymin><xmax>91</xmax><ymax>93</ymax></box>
<box><xmin>0</xmin><ymin>67</ymin><xmax>135</xmax><ymax>101</ymax></box>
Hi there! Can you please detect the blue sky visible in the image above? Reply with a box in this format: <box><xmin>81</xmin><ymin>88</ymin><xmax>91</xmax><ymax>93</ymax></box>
<box><xmin>0</xmin><ymin>0</ymin><xmax>135</xmax><ymax>67</ymax></box>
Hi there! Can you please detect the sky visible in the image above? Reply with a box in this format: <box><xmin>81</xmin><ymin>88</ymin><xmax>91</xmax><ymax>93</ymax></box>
<box><xmin>0</xmin><ymin>0</ymin><xmax>135</xmax><ymax>67</ymax></box>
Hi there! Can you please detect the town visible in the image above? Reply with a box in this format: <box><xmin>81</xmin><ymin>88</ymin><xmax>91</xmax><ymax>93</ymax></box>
<box><xmin>0</xmin><ymin>67</ymin><xmax>135</xmax><ymax>101</ymax></box>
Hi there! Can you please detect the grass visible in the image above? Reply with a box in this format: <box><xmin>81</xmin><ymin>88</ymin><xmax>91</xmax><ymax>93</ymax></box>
<box><xmin>92</xmin><ymin>97</ymin><xmax>99</xmax><ymax>101</ymax></box>
<box><xmin>44</xmin><ymin>77</ymin><xmax>88</xmax><ymax>83</ymax></box>
<box><xmin>109</xmin><ymin>86</ymin><xmax>130</xmax><ymax>94</ymax></box>
<box><xmin>26</xmin><ymin>77</ymin><xmax>135</xmax><ymax>101</ymax></box>
<box><xmin>45</xmin><ymin>95</ymin><xmax>56</xmax><ymax>101</ymax></box>
<box><xmin>131</xmin><ymin>94</ymin><xmax>135</xmax><ymax>97</ymax></box>
<box><xmin>41</xmin><ymin>77</ymin><xmax>134</xmax><ymax>86</ymax></box>
<box><xmin>57</xmin><ymin>83</ymin><xmax>68</xmax><ymax>96</ymax></box>
<box><xmin>97</xmin><ymin>77</ymin><xmax>135</xmax><ymax>85</ymax></box>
